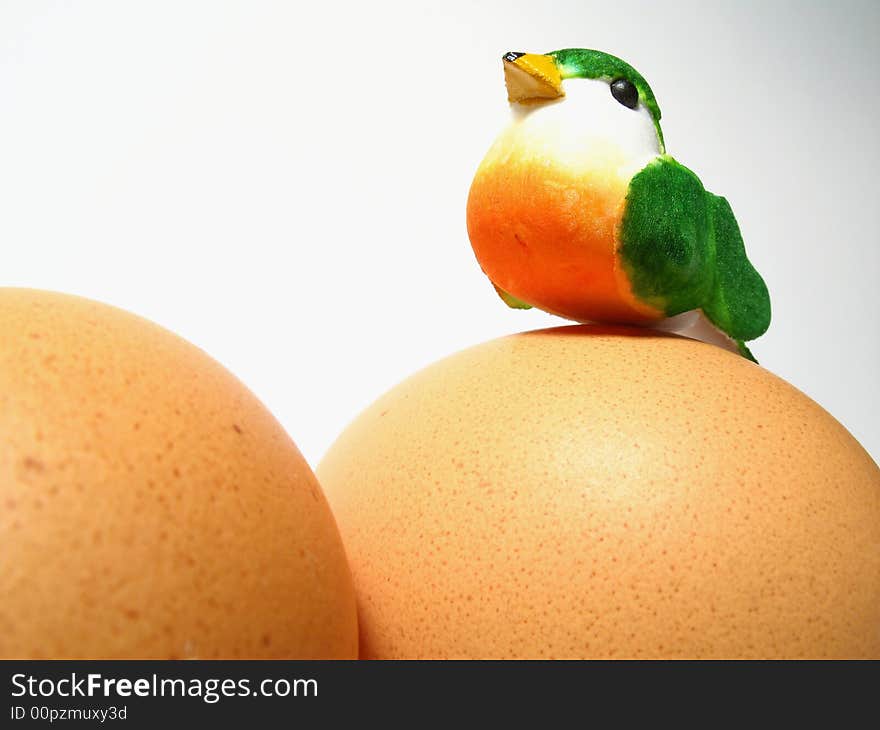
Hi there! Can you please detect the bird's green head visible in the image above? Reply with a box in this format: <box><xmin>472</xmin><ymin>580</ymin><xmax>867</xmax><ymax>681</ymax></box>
<box><xmin>502</xmin><ymin>48</ymin><xmax>664</xmax><ymax>152</ymax></box>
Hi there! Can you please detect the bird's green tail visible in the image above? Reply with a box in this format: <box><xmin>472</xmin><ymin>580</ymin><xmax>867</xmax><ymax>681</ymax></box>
<box><xmin>702</xmin><ymin>193</ymin><xmax>771</xmax><ymax>359</ymax></box>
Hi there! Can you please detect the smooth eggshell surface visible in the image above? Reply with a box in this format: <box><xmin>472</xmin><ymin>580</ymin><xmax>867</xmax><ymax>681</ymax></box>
<box><xmin>318</xmin><ymin>326</ymin><xmax>880</xmax><ymax>658</ymax></box>
<box><xmin>0</xmin><ymin>289</ymin><xmax>357</xmax><ymax>658</ymax></box>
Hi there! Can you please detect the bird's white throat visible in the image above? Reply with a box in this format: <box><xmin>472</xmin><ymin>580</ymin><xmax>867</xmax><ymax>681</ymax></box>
<box><xmin>509</xmin><ymin>77</ymin><xmax>661</xmax><ymax>183</ymax></box>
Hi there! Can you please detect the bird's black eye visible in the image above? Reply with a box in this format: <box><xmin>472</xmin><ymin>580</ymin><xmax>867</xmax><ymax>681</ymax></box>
<box><xmin>610</xmin><ymin>78</ymin><xmax>639</xmax><ymax>109</ymax></box>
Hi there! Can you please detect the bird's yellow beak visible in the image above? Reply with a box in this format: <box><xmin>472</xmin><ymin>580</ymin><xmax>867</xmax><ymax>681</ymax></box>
<box><xmin>503</xmin><ymin>52</ymin><xmax>564</xmax><ymax>104</ymax></box>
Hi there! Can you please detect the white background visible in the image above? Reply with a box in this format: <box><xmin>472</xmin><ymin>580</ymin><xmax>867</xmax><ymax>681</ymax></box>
<box><xmin>1</xmin><ymin>1</ymin><xmax>878</xmax><ymax>466</ymax></box>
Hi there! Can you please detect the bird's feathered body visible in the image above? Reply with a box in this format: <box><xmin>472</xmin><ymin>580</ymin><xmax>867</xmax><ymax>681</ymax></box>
<box><xmin>466</xmin><ymin>48</ymin><xmax>770</xmax><ymax>359</ymax></box>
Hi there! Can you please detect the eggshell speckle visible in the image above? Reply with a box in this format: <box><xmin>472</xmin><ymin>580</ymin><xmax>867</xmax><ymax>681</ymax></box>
<box><xmin>318</xmin><ymin>326</ymin><xmax>880</xmax><ymax>659</ymax></box>
<box><xmin>0</xmin><ymin>289</ymin><xmax>357</xmax><ymax>658</ymax></box>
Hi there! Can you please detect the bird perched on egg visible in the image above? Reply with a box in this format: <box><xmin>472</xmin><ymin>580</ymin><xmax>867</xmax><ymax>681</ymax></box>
<box><xmin>318</xmin><ymin>49</ymin><xmax>880</xmax><ymax>660</ymax></box>
<box><xmin>467</xmin><ymin>48</ymin><xmax>771</xmax><ymax>359</ymax></box>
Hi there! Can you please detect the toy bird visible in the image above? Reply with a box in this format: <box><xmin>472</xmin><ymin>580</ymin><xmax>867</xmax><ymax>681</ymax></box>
<box><xmin>466</xmin><ymin>49</ymin><xmax>770</xmax><ymax>360</ymax></box>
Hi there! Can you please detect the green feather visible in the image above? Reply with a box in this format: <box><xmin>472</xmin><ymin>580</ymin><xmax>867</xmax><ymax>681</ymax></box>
<box><xmin>619</xmin><ymin>156</ymin><xmax>771</xmax><ymax>355</ymax></box>
<box><xmin>736</xmin><ymin>341</ymin><xmax>758</xmax><ymax>363</ymax></box>
<box><xmin>493</xmin><ymin>283</ymin><xmax>532</xmax><ymax>310</ymax></box>
<box><xmin>702</xmin><ymin>194</ymin><xmax>771</xmax><ymax>342</ymax></box>
<box><xmin>619</xmin><ymin>156</ymin><xmax>714</xmax><ymax>315</ymax></box>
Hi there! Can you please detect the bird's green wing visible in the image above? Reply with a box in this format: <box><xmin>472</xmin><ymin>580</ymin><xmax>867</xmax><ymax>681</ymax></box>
<box><xmin>618</xmin><ymin>155</ymin><xmax>714</xmax><ymax>317</ymax></box>
<box><xmin>619</xmin><ymin>155</ymin><xmax>770</xmax><ymax>359</ymax></box>
<box><xmin>701</xmin><ymin>194</ymin><xmax>771</xmax><ymax>344</ymax></box>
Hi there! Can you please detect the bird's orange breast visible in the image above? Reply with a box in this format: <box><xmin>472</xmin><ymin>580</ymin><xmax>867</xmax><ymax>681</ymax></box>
<box><xmin>467</xmin><ymin>129</ymin><xmax>663</xmax><ymax>323</ymax></box>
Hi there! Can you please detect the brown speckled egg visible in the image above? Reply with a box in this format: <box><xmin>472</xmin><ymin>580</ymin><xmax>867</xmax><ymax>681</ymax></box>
<box><xmin>317</xmin><ymin>326</ymin><xmax>880</xmax><ymax>659</ymax></box>
<box><xmin>0</xmin><ymin>289</ymin><xmax>357</xmax><ymax>658</ymax></box>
